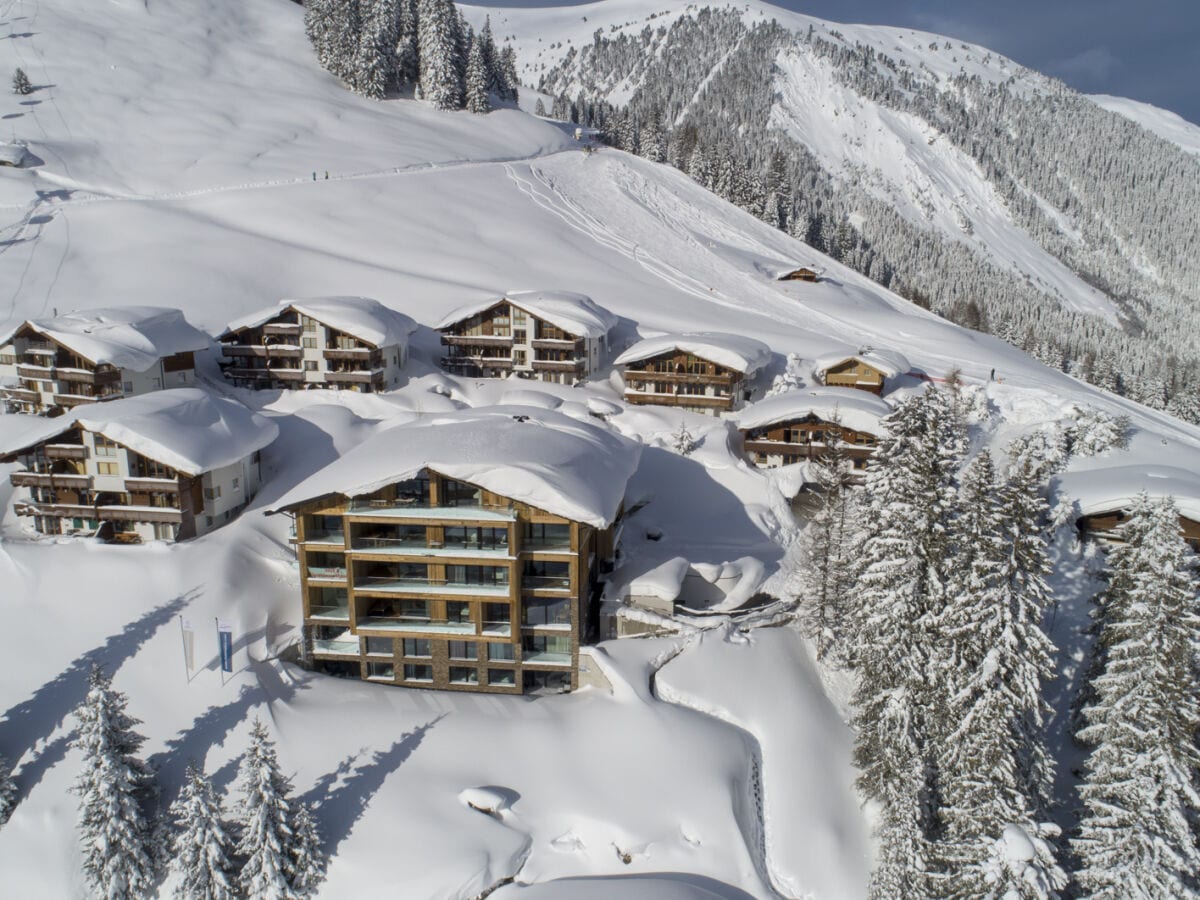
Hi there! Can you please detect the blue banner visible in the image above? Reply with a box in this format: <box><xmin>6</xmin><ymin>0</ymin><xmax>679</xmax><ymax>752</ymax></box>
<box><xmin>218</xmin><ymin>628</ymin><xmax>233</xmax><ymax>673</ymax></box>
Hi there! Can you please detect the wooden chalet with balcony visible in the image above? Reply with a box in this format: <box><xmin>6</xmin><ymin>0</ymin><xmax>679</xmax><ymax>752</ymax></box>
<box><xmin>1059</xmin><ymin>465</ymin><xmax>1200</xmax><ymax>554</ymax></box>
<box><xmin>436</xmin><ymin>291</ymin><xmax>616</xmax><ymax>385</ymax></box>
<box><xmin>735</xmin><ymin>389</ymin><xmax>890</xmax><ymax>475</ymax></box>
<box><xmin>0</xmin><ymin>307</ymin><xmax>208</xmax><ymax>416</ymax></box>
<box><xmin>776</xmin><ymin>265</ymin><xmax>823</xmax><ymax>283</ymax></box>
<box><xmin>269</xmin><ymin>407</ymin><xmax>642</xmax><ymax>695</ymax></box>
<box><xmin>812</xmin><ymin>348</ymin><xmax>911</xmax><ymax>396</ymax></box>
<box><xmin>217</xmin><ymin>296</ymin><xmax>417</xmax><ymax>393</ymax></box>
<box><xmin>614</xmin><ymin>333</ymin><xmax>772</xmax><ymax>416</ymax></box>
<box><xmin>0</xmin><ymin>389</ymin><xmax>277</xmax><ymax>542</ymax></box>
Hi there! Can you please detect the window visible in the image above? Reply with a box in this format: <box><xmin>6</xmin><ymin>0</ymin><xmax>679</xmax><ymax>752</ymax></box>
<box><xmin>447</xmin><ymin>640</ymin><xmax>476</xmax><ymax>661</ymax></box>
<box><xmin>94</xmin><ymin>437</ymin><xmax>118</xmax><ymax>457</ymax></box>
<box><xmin>302</xmin><ymin>315</ymin><xmax>318</xmax><ymax>332</ymax></box>
<box><xmin>153</xmin><ymin>523</ymin><xmax>176</xmax><ymax>540</ymax></box>
<box><xmin>488</xmin><ymin>669</ymin><xmax>516</xmax><ymax>686</ymax></box>
<box><xmin>442</xmin><ymin>526</ymin><xmax>508</xmax><ymax>551</ymax></box>
<box><xmin>367</xmin><ymin>662</ymin><xmax>394</xmax><ymax>680</ymax></box>
<box><xmin>302</xmin><ymin>337</ymin><xmax>319</xmax><ymax>349</ymax></box>
<box><xmin>488</xmin><ymin>642</ymin><xmax>515</xmax><ymax>662</ymax></box>
<box><xmin>523</xmin><ymin>560</ymin><xmax>570</xmax><ymax>588</ymax></box>
<box><xmin>231</xmin><ymin>478</ymin><xmax>240</xmax><ymax>490</ymax></box>
<box><xmin>523</xmin><ymin>596</ymin><xmax>571</xmax><ymax>627</ymax></box>
<box><xmin>304</xmin><ymin>361</ymin><xmax>318</xmax><ymax>371</ymax></box>
<box><xmin>513</xmin><ymin>349</ymin><xmax>527</xmax><ymax>366</ymax></box>
<box><xmin>446</xmin><ymin>601</ymin><xmax>471</xmax><ymax>624</ymax></box>
<box><xmin>523</xmin><ymin>671</ymin><xmax>571</xmax><ymax>693</ymax></box>
<box><xmin>523</xmin><ymin>634</ymin><xmax>571</xmax><ymax>661</ymax></box>
<box><xmin>365</xmin><ymin>637</ymin><xmax>393</xmax><ymax>656</ymax></box>
<box><xmin>204</xmin><ymin>486</ymin><xmax>222</xmax><ymax>500</ymax></box>
<box><xmin>448</xmin><ymin>666</ymin><xmax>478</xmax><ymax>685</ymax></box>
<box><xmin>524</xmin><ymin>522</ymin><xmax>570</xmax><ymax>550</ymax></box>
<box><xmin>96</xmin><ymin>461</ymin><xmax>119</xmax><ymax>476</ymax></box>
<box><xmin>445</xmin><ymin>565</ymin><xmax>508</xmax><ymax>587</ymax></box>
<box><xmin>403</xmin><ymin>664</ymin><xmax>433</xmax><ymax>682</ymax></box>
<box><xmin>205</xmin><ymin>516</ymin><xmax>214</xmax><ymax>528</ymax></box>
<box><xmin>0</xmin><ymin>354</ymin><xmax>14</xmax><ymax>365</ymax></box>
<box><xmin>402</xmin><ymin>638</ymin><xmax>431</xmax><ymax>658</ymax></box>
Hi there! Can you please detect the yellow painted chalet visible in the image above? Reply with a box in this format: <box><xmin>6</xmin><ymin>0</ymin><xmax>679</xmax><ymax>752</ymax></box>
<box><xmin>0</xmin><ymin>307</ymin><xmax>209</xmax><ymax>416</ymax></box>
<box><xmin>437</xmin><ymin>291</ymin><xmax>616</xmax><ymax>384</ymax></box>
<box><xmin>736</xmin><ymin>388</ymin><xmax>890</xmax><ymax>475</ymax></box>
<box><xmin>615</xmin><ymin>333</ymin><xmax>772</xmax><ymax>416</ymax></box>
<box><xmin>218</xmin><ymin>296</ymin><xmax>417</xmax><ymax>393</ymax></box>
<box><xmin>1059</xmin><ymin>466</ymin><xmax>1200</xmax><ymax>553</ymax></box>
<box><xmin>813</xmin><ymin>348</ymin><xmax>910</xmax><ymax>396</ymax></box>
<box><xmin>0</xmin><ymin>389</ymin><xmax>277</xmax><ymax>542</ymax></box>
<box><xmin>269</xmin><ymin>407</ymin><xmax>642</xmax><ymax>695</ymax></box>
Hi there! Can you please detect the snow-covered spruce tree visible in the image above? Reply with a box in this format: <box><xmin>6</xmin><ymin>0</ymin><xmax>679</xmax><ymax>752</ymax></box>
<box><xmin>1071</xmin><ymin>494</ymin><xmax>1200</xmax><ymax>898</ymax></box>
<box><xmin>169</xmin><ymin>762</ymin><xmax>236</xmax><ymax>900</ymax></box>
<box><xmin>288</xmin><ymin>803</ymin><xmax>325</xmax><ymax>898</ymax></box>
<box><xmin>235</xmin><ymin>719</ymin><xmax>296</xmax><ymax>900</ymax></box>
<box><xmin>417</xmin><ymin>0</ymin><xmax>462</xmax><ymax>110</ymax></box>
<box><xmin>533</xmin><ymin>97</ymin><xmax>546</xmax><ymax>117</ymax></box>
<box><xmin>848</xmin><ymin>387</ymin><xmax>965</xmax><ymax>896</ymax></box>
<box><xmin>12</xmin><ymin>67</ymin><xmax>32</xmax><ymax>96</ymax></box>
<box><xmin>394</xmin><ymin>0</ymin><xmax>420</xmax><ymax>87</ymax></box>
<box><xmin>465</xmin><ymin>35</ymin><xmax>490</xmax><ymax>114</ymax></box>
<box><xmin>982</xmin><ymin>823</ymin><xmax>1068</xmax><ymax>900</ymax></box>
<box><xmin>793</xmin><ymin>422</ymin><xmax>858</xmax><ymax>662</ymax></box>
<box><xmin>498</xmin><ymin>45</ymin><xmax>519</xmax><ymax>102</ymax></box>
<box><xmin>0</xmin><ymin>755</ymin><xmax>16</xmax><ymax>827</ymax></box>
<box><xmin>477</xmin><ymin>16</ymin><xmax>501</xmax><ymax>96</ymax></box>
<box><xmin>930</xmin><ymin>449</ymin><xmax>1064</xmax><ymax>895</ymax></box>
<box><xmin>352</xmin><ymin>0</ymin><xmax>399</xmax><ymax>99</ymax></box>
<box><xmin>670</xmin><ymin>421</ymin><xmax>696</xmax><ymax>456</ymax></box>
<box><xmin>72</xmin><ymin>664</ymin><xmax>159</xmax><ymax>899</ymax></box>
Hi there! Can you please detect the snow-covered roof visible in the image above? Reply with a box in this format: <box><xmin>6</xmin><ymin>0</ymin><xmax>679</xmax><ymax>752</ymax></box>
<box><xmin>734</xmin><ymin>387</ymin><xmax>891</xmax><ymax>433</ymax></box>
<box><xmin>435</xmin><ymin>291</ymin><xmax>617</xmax><ymax>340</ymax></box>
<box><xmin>0</xmin><ymin>142</ymin><xmax>29</xmax><ymax>167</ymax></box>
<box><xmin>0</xmin><ymin>388</ymin><xmax>278</xmax><ymax>475</ymax></box>
<box><xmin>1054</xmin><ymin>464</ymin><xmax>1200</xmax><ymax>523</ymax></box>
<box><xmin>0</xmin><ymin>307</ymin><xmax>210</xmax><ymax>372</ymax></box>
<box><xmin>614</xmin><ymin>332</ymin><xmax>773</xmax><ymax>375</ymax></box>
<box><xmin>270</xmin><ymin>406</ymin><xmax>643</xmax><ymax>528</ymax></box>
<box><xmin>773</xmin><ymin>263</ymin><xmax>825</xmax><ymax>279</ymax></box>
<box><xmin>813</xmin><ymin>346</ymin><xmax>911</xmax><ymax>380</ymax></box>
<box><xmin>221</xmin><ymin>297</ymin><xmax>418</xmax><ymax>349</ymax></box>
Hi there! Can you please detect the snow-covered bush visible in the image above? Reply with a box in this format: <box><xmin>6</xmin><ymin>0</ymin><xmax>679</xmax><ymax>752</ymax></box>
<box><xmin>1061</xmin><ymin>406</ymin><xmax>1130</xmax><ymax>458</ymax></box>
<box><xmin>169</xmin><ymin>762</ymin><xmax>237</xmax><ymax>900</ymax></box>
<box><xmin>12</xmin><ymin>67</ymin><xmax>32</xmax><ymax>96</ymax></box>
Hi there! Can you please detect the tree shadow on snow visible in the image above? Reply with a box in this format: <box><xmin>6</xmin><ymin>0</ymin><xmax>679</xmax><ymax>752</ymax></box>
<box><xmin>0</xmin><ymin>588</ymin><xmax>200</xmax><ymax>802</ymax></box>
<box><xmin>300</xmin><ymin>716</ymin><xmax>442</xmax><ymax>857</ymax></box>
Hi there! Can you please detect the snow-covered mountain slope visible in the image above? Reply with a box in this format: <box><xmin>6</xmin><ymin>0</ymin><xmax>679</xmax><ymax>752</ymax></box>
<box><xmin>1089</xmin><ymin>94</ymin><xmax>1200</xmax><ymax>156</ymax></box>
<box><xmin>0</xmin><ymin>0</ymin><xmax>1199</xmax><ymax>897</ymax></box>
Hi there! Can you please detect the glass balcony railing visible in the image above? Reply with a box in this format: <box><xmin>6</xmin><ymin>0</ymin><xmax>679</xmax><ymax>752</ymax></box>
<box><xmin>308</xmin><ymin>605</ymin><xmax>350</xmax><ymax>621</ymax></box>
<box><xmin>353</xmin><ymin>536</ymin><xmax>509</xmax><ymax>557</ymax></box>
<box><xmin>522</xmin><ymin>650</ymin><xmax>572</xmax><ymax>666</ymax></box>
<box><xmin>356</xmin><ymin>616</ymin><xmax>476</xmax><ymax>635</ymax></box>
<box><xmin>522</xmin><ymin>575</ymin><xmax>572</xmax><ymax>591</ymax></box>
<box><xmin>355</xmin><ymin>576</ymin><xmax>510</xmax><ymax>597</ymax></box>
<box><xmin>307</xmin><ymin>566</ymin><xmax>347</xmax><ymax>580</ymax></box>
<box><xmin>311</xmin><ymin>638</ymin><xmax>359</xmax><ymax>655</ymax></box>
<box><xmin>481</xmin><ymin>620</ymin><xmax>513</xmax><ymax>636</ymax></box>
<box><xmin>304</xmin><ymin>531</ymin><xmax>345</xmax><ymax>545</ymax></box>
<box><xmin>348</xmin><ymin>498</ymin><xmax>514</xmax><ymax>521</ymax></box>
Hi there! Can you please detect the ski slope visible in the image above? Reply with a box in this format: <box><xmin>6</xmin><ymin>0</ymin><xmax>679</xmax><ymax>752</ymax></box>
<box><xmin>0</xmin><ymin>0</ymin><xmax>1198</xmax><ymax>897</ymax></box>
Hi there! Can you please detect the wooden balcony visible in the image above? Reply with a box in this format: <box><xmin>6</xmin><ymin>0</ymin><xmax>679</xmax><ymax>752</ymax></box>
<box><xmin>440</xmin><ymin>334</ymin><xmax>513</xmax><ymax>348</ymax></box>
<box><xmin>624</xmin><ymin>391</ymin><xmax>732</xmax><ymax>410</ymax></box>
<box><xmin>622</xmin><ymin>370</ymin><xmax>737</xmax><ymax>386</ymax></box>
<box><xmin>15</xmin><ymin>365</ymin><xmax>119</xmax><ymax>385</ymax></box>
<box><xmin>531</xmin><ymin>358</ymin><xmax>584</xmax><ymax>373</ymax></box>
<box><xmin>323</xmin><ymin>347</ymin><xmax>372</xmax><ymax>361</ymax></box>
<box><xmin>262</xmin><ymin>322</ymin><xmax>302</xmax><ymax>336</ymax></box>
<box><xmin>98</xmin><ymin>506</ymin><xmax>183</xmax><ymax>525</ymax></box>
<box><xmin>2</xmin><ymin>387</ymin><xmax>38</xmax><ymax>403</ymax></box>
<box><xmin>324</xmin><ymin>370</ymin><xmax>379</xmax><ymax>385</ymax></box>
<box><xmin>125</xmin><ymin>477</ymin><xmax>180</xmax><ymax>494</ymax></box>
<box><xmin>10</xmin><ymin>471</ymin><xmax>90</xmax><ymax>489</ymax></box>
<box><xmin>441</xmin><ymin>356</ymin><xmax>513</xmax><ymax>372</ymax></box>
<box><xmin>531</xmin><ymin>338</ymin><xmax>585</xmax><ymax>352</ymax></box>
<box><xmin>221</xmin><ymin>345</ymin><xmax>270</xmax><ymax>358</ymax></box>
<box><xmin>45</xmin><ymin>444</ymin><xmax>88</xmax><ymax>460</ymax></box>
<box><xmin>54</xmin><ymin>394</ymin><xmax>110</xmax><ymax>408</ymax></box>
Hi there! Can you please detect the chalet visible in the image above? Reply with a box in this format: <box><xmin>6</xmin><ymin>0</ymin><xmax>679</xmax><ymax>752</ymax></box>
<box><xmin>1058</xmin><ymin>466</ymin><xmax>1200</xmax><ymax>553</ymax></box>
<box><xmin>735</xmin><ymin>388</ymin><xmax>890</xmax><ymax>474</ymax></box>
<box><xmin>776</xmin><ymin>265</ymin><xmax>823</xmax><ymax>283</ymax></box>
<box><xmin>0</xmin><ymin>389</ymin><xmax>278</xmax><ymax>542</ymax></box>
<box><xmin>436</xmin><ymin>291</ymin><xmax>616</xmax><ymax>384</ymax></box>
<box><xmin>218</xmin><ymin>296</ymin><xmax>417</xmax><ymax>393</ymax></box>
<box><xmin>812</xmin><ymin>347</ymin><xmax>911</xmax><ymax>396</ymax></box>
<box><xmin>614</xmin><ymin>333</ymin><xmax>772</xmax><ymax>416</ymax></box>
<box><xmin>268</xmin><ymin>406</ymin><xmax>642</xmax><ymax>696</ymax></box>
<box><xmin>0</xmin><ymin>307</ymin><xmax>209</xmax><ymax>416</ymax></box>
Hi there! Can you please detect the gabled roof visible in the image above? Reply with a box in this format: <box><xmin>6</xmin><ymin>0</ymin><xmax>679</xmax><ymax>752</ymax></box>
<box><xmin>813</xmin><ymin>347</ymin><xmax>911</xmax><ymax>380</ymax></box>
<box><xmin>0</xmin><ymin>388</ymin><xmax>278</xmax><ymax>476</ymax></box>
<box><xmin>613</xmin><ymin>332</ymin><xmax>773</xmax><ymax>375</ymax></box>
<box><xmin>1054</xmin><ymin>464</ymin><xmax>1200</xmax><ymax>523</ymax></box>
<box><xmin>221</xmin><ymin>297</ymin><xmax>418</xmax><ymax>349</ymax></box>
<box><xmin>734</xmin><ymin>387</ymin><xmax>891</xmax><ymax>434</ymax></box>
<box><xmin>269</xmin><ymin>406</ymin><xmax>643</xmax><ymax>529</ymax></box>
<box><xmin>0</xmin><ymin>307</ymin><xmax>210</xmax><ymax>372</ymax></box>
<box><xmin>435</xmin><ymin>291</ymin><xmax>617</xmax><ymax>340</ymax></box>
<box><xmin>775</xmin><ymin>264</ymin><xmax>825</xmax><ymax>279</ymax></box>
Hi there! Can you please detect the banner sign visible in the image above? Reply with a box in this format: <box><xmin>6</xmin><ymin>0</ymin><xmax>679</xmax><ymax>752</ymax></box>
<box><xmin>217</xmin><ymin>619</ymin><xmax>234</xmax><ymax>674</ymax></box>
<box><xmin>180</xmin><ymin>617</ymin><xmax>195</xmax><ymax>673</ymax></box>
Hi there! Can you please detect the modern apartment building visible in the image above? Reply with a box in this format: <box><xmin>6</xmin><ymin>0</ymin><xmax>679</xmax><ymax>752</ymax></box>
<box><xmin>615</xmin><ymin>333</ymin><xmax>772</xmax><ymax>416</ymax></box>
<box><xmin>271</xmin><ymin>407</ymin><xmax>642</xmax><ymax>695</ymax></box>
<box><xmin>437</xmin><ymin>291</ymin><xmax>616</xmax><ymax>384</ymax></box>
<box><xmin>0</xmin><ymin>307</ymin><xmax>209</xmax><ymax>415</ymax></box>
<box><xmin>0</xmin><ymin>389</ymin><xmax>278</xmax><ymax>542</ymax></box>
<box><xmin>218</xmin><ymin>296</ymin><xmax>417</xmax><ymax>392</ymax></box>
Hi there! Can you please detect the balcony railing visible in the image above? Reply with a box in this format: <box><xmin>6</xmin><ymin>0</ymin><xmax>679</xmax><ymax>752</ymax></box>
<box><xmin>10</xmin><ymin>472</ymin><xmax>90</xmax><ymax>489</ymax></box>
<box><xmin>125</xmin><ymin>477</ymin><xmax>180</xmax><ymax>493</ymax></box>
<box><xmin>481</xmin><ymin>620</ymin><xmax>513</xmax><ymax>636</ymax></box>
<box><xmin>311</xmin><ymin>638</ymin><xmax>360</xmax><ymax>655</ymax></box>
<box><xmin>348</xmin><ymin>498</ymin><xmax>514</xmax><ymax>521</ymax></box>
<box><xmin>355</xmin><ymin>576</ymin><xmax>510</xmax><ymax>597</ymax></box>
<box><xmin>353</xmin><ymin>535</ymin><xmax>510</xmax><ymax>557</ymax></box>
<box><xmin>522</xmin><ymin>650</ymin><xmax>572</xmax><ymax>666</ymax></box>
<box><xmin>302</xmin><ymin>530</ymin><xmax>345</xmax><ymax>545</ymax></box>
<box><xmin>44</xmin><ymin>444</ymin><xmax>88</xmax><ymax>460</ymax></box>
<box><xmin>356</xmin><ymin>616</ymin><xmax>476</xmax><ymax>634</ymax></box>
<box><xmin>307</xmin><ymin>566</ymin><xmax>347</xmax><ymax>580</ymax></box>
<box><xmin>308</xmin><ymin>604</ymin><xmax>351</xmax><ymax>621</ymax></box>
<box><xmin>523</xmin><ymin>575</ymin><xmax>572</xmax><ymax>591</ymax></box>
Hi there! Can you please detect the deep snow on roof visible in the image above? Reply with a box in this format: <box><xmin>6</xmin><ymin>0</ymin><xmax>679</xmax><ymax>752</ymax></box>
<box><xmin>222</xmin><ymin>297</ymin><xmax>418</xmax><ymax>349</ymax></box>
<box><xmin>270</xmin><ymin>406</ymin><xmax>643</xmax><ymax>528</ymax></box>
<box><xmin>0</xmin><ymin>306</ymin><xmax>209</xmax><ymax>372</ymax></box>
<box><xmin>813</xmin><ymin>346</ymin><xmax>912</xmax><ymax>380</ymax></box>
<box><xmin>436</xmin><ymin>290</ymin><xmax>618</xmax><ymax>340</ymax></box>
<box><xmin>1054</xmin><ymin>464</ymin><xmax>1200</xmax><ymax>523</ymax></box>
<box><xmin>0</xmin><ymin>142</ymin><xmax>29</xmax><ymax>167</ymax></box>
<box><xmin>0</xmin><ymin>388</ymin><xmax>278</xmax><ymax>475</ymax></box>
<box><xmin>735</xmin><ymin>387</ymin><xmax>891</xmax><ymax>433</ymax></box>
<box><xmin>614</xmin><ymin>333</ymin><xmax>773</xmax><ymax>375</ymax></box>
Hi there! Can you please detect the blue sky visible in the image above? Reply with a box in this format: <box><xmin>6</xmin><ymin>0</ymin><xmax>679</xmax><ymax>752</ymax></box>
<box><xmin>476</xmin><ymin>0</ymin><xmax>1200</xmax><ymax>125</ymax></box>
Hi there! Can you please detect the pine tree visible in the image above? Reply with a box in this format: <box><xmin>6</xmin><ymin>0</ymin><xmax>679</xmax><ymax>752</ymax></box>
<box><xmin>465</xmin><ymin>34</ymin><xmax>490</xmax><ymax>114</ymax></box>
<box><xmin>670</xmin><ymin>421</ymin><xmax>696</xmax><ymax>456</ymax></box>
<box><xmin>982</xmin><ymin>823</ymin><xmax>1068</xmax><ymax>899</ymax></box>
<box><xmin>236</xmin><ymin>719</ymin><xmax>296</xmax><ymax>900</ymax></box>
<box><xmin>0</xmin><ymin>756</ymin><xmax>16</xmax><ymax>827</ymax></box>
<box><xmin>417</xmin><ymin>0</ymin><xmax>461</xmax><ymax>110</ymax></box>
<box><xmin>12</xmin><ymin>67</ymin><xmax>32</xmax><ymax>96</ymax></box>
<box><xmin>478</xmin><ymin>16</ymin><xmax>501</xmax><ymax>96</ymax></box>
<box><xmin>848</xmin><ymin>388</ymin><xmax>965</xmax><ymax>896</ymax></box>
<box><xmin>72</xmin><ymin>664</ymin><xmax>158</xmax><ymax>899</ymax></box>
<box><xmin>498</xmin><ymin>45</ymin><xmax>519</xmax><ymax>102</ymax></box>
<box><xmin>169</xmin><ymin>763</ymin><xmax>236</xmax><ymax>900</ymax></box>
<box><xmin>394</xmin><ymin>0</ymin><xmax>420</xmax><ymax>86</ymax></box>
<box><xmin>1071</xmin><ymin>495</ymin><xmax>1200</xmax><ymax>898</ymax></box>
<box><xmin>533</xmin><ymin>97</ymin><xmax>546</xmax><ymax>117</ymax></box>
<box><xmin>288</xmin><ymin>803</ymin><xmax>325</xmax><ymax>898</ymax></box>
<box><xmin>354</xmin><ymin>0</ymin><xmax>399</xmax><ymax>99</ymax></box>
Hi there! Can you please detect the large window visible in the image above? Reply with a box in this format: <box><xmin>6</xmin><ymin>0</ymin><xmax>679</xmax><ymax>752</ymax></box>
<box><xmin>403</xmin><ymin>664</ymin><xmax>432</xmax><ymax>682</ymax></box>
<box><xmin>523</xmin><ymin>671</ymin><xmax>571</xmax><ymax>693</ymax></box>
<box><xmin>447</xmin><ymin>640</ymin><xmax>476</xmax><ymax>661</ymax></box>
<box><xmin>365</xmin><ymin>637</ymin><xmax>393</xmax><ymax>656</ymax></box>
<box><xmin>522</xmin><ymin>634</ymin><xmax>570</xmax><ymax>663</ymax></box>
<box><xmin>488</xmin><ymin>642</ymin><xmax>515</xmax><ymax>662</ymax></box>
<box><xmin>523</xmin><ymin>522</ymin><xmax>570</xmax><ymax>550</ymax></box>
<box><xmin>367</xmin><ymin>662</ymin><xmax>394</xmax><ymax>680</ymax></box>
<box><xmin>446</xmin><ymin>601</ymin><xmax>471</xmax><ymax>624</ymax></box>
<box><xmin>488</xmin><ymin>669</ymin><xmax>516</xmax><ymax>687</ymax></box>
<box><xmin>441</xmin><ymin>479</ymin><xmax>483</xmax><ymax>508</ymax></box>
<box><xmin>448</xmin><ymin>666</ymin><xmax>478</xmax><ymax>685</ymax></box>
<box><xmin>523</xmin><ymin>560</ymin><xmax>570</xmax><ymax>589</ymax></box>
<box><xmin>445</xmin><ymin>565</ymin><xmax>508</xmax><ymax>587</ymax></box>
<box><xmin>523</xmin><ymin>596</ymin><xmax>572</xmax><ymax>627</ymax></box>
<box><xmin>402</xmin><ymin>638</ymin><xmax>431</xmax><ymax>658</ymax></box>
<box><xmin>442</xmin><ymin>526</ymin><xmax>508</xmax><ymax>551</ymax></box>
